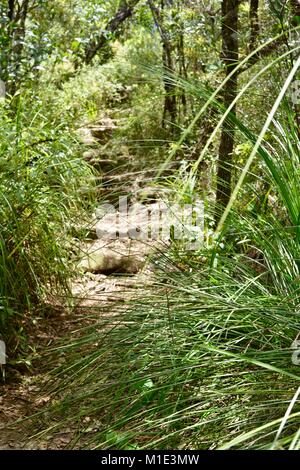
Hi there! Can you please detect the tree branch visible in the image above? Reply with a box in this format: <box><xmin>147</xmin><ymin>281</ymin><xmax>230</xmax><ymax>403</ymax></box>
<box><xmin>83</xmin><ymin>0</ymin><xmax>141</xmax><ymax>66</ymax></box>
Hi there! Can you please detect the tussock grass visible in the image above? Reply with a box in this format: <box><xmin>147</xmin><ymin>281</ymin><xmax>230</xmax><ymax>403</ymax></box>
<box><xmin>0</xmin><ymin>96</ymin><xmax>94</xmax><ymax>352</ymax></box>
<box><xmin>25</xmin><ymin>33</ymin><xmax>300</xmax><ymax>449</ymax></box>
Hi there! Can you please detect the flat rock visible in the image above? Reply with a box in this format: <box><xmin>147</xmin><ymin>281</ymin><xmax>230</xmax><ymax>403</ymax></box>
<box><xmin>77</xmin><ymin>239</ymin><xmax>155</xmax><ymax>275</ymax></box>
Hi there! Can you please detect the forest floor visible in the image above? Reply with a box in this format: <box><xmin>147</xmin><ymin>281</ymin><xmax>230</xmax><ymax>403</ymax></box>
<box><xmin>0</xmin><ymin>119</ymin><xmax>164</xmax><ymax>450</ymax></box>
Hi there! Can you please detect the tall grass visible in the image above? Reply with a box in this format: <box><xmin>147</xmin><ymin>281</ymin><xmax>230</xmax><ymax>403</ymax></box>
<box><xmin>0</xmin><ymin>95</ymin><xmax>94</xmax><ymax>353</ymax></box>
<box><xmin>27</xmin><ymin>36</ymin><xmax>300</xmax><ymax>449</ymax></box>
<box><xmin>34</xmin><ymin>209</ymin><xmax>300</xmax><ymax>449</ymax></box>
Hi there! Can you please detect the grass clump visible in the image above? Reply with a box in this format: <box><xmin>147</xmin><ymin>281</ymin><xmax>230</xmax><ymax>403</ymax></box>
<box><xmin>31</xmin><ymin>51</ymin><xmax>300</xmax><ymax>450</ymax></box>
<box><xmin>0</xmin><ymin>96</ymin><xmax>94</xmax><ymax>354</ymax></box>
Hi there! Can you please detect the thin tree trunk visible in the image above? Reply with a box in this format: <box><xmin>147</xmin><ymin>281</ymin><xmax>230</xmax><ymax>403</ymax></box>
<box><xmin>1</xmin><ymin>1</ymin><xmax>15</xmax><ymax>84</ymax></box>
<box><xmin>9</xmin><ymin>0</ymin><xmax>29</xmax><ymax>95</ymax></box>
<box><xmin>249</xmin><ymin>0</ymin><xmax>259</xmax><ymax>52</ymax></box>
<box><xmin>8</xmin><ymin>0</ymin><xmax>15</xmax><ymax>21</ymax></box>
<box><xmin>3</xmin><ymin>0</ymin><xmax>29</xmax><ymax>96</ymax></box>
<box><xmin>162</xmin><ymin>41</ymin><xmax>177</xmax><ymax>129</ymax></box>
<box><xmin>178</xmin><ymin>30</ymin><xmax>187</xmax><ymax>115</ymax></box>
<box><xmin>216</xmin><ymin>0</ymin><xmax>239</xmax><ymax>218</ymax></box>
<box><xmin>148</xmin><ymin>0</ymin><xmax>177</xmax><ymax>131</ymax></box>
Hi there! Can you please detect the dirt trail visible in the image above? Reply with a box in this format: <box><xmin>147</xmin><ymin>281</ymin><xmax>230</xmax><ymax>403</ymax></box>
<box><xmin>0</xmin><ymin>271</ymin><xmax>152</xmax><ymax>449</ymax></box>
<box><xmin>0</xmin><ymin>119</ymin><xmax>166</xmax><ymax>450</ymax></box>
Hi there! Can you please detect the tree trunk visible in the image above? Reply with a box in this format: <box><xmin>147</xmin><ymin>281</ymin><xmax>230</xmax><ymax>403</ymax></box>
<box><xmin>7</xmin><ymin>0</ymin><xmax>16</xmax><ymax>21</ymax></box>
<box><xmin>216</xmin><ymin>0</ymin><xmax>239</xmax><ymax>218</ymax></box>
<box><xmin>249</xmin><ymin>0</ymin><xmax>260</xmax><ymax>52</ymax></box>
<box><xmin>148</xmin><ymin>0</ymin><xmax>177</xmax><ymax>131</ymax></box>
<box><xmin>177</xmin><ymin>28</ymin><xmax>187</xmax><ymax>116</ymax></box>
<box><xmin>162</xmin><ymin>40</ymin><xmax>177</xmax><ymax>130</ymax></box>
<box><xmin>3</xmin><ymin>0</ymin><xmax>29</xmax><ymax>96</ymax></box>
<box><xmin>10</xmin><ymin>0</ymin><xmax>29</xmax><ymax>95</ymax></box>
